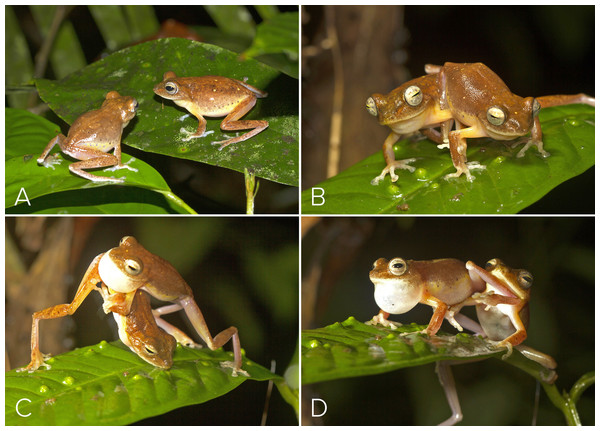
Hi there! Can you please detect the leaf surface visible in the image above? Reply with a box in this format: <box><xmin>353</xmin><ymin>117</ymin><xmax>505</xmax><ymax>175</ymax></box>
<box><xmin>6</xmin><ymin>341</ymin><xmax>278</xmax><ymax>425</ymax></box>
<box><xmin>302</xmin><ymin>104</ymin><xmax>594</xmax><ymax>213</ymax></box>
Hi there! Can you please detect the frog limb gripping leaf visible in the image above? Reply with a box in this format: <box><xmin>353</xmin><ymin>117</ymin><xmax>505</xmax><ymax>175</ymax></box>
<box><xmin>153</xmin><ymin>71</ymin><xmax>269</xmax><ymax>150</ymax></box>
<box><xmin>19</xmin><ymin>236</ymin><xmax>245</xmax><ymax>376</ymax></box>
<box><xmin>37</xmin><ymin>91</ymin><xmax>139</xmax><ymax>183</ymax></box>
<box><xmin>367</xmin><ymin>62</ymin><xmax>595</xmax><ymax>183</ymax></box>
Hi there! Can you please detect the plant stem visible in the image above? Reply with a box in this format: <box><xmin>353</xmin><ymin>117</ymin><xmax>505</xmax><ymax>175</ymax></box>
<box><xmin>245</xmin><ymin>168</ymin><xmax>259</xmax><ymax>214</ymax></box>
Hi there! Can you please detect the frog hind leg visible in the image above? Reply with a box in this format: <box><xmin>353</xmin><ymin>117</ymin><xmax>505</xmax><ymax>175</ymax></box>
<box><xmin>173</xmin><ymin>296</ymin><xmax>244</xmax><ymax>372</ymax></box>
<box><xmin>371</xmin><ymin>132</ymin><xmax>416</xmax><ymax>185</ymax></box>
<box><xmin>62</xmin><ymin>144</ymin><xmax>129</xmax><ymax>183</ymax></box>
<box><xmin>213</xmin><ymin>97</ymin><xmax>269</xmax><ymax>150</ymax></box>
<box><xmin>436</xmin><ymin>361</ymin><xmax>464</xmax><ymax>426</ymax></box>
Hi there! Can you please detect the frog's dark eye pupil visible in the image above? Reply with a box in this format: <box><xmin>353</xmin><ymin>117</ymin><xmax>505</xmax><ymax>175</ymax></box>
<box><xmin>404</xmin><ymin>85</ymin><xmax>423</xmax><ymax>107</ymax></box>
<box><xmin>519</xmin><ymin>272</ymin><xmax>533</xmax><ymax>288</ymax></box>
<box><xmin>124</xmin><ymin>258</ymin><xmax>142</xmax><ymax>275</ymax></box>
<box><xmin>144</xmin><ymin>345</ymin><xmax>157</xmax><ymax>355</ymax></box>
<box><xmin>165</xmin><ymin>83</ymin><xmax>178</xmax><ymax>94</ymax></box>
<box><xmin>388</xmin><ymin>258</ymin><xmax>407</xmax><ymax>275</ymax></box>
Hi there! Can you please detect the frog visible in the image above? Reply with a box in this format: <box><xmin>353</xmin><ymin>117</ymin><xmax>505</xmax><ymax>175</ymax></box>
<box><xmin>366</xmin><ymin>73</ymin><xmax>456</xmax><ymax>185</ymax></box>
<box><xmin>97</xmin><ymin>287</ymin><xmax>177</xmax><ymax>369</ymax></box>
<box><xmin>437</xmin><ymin>258</ymin><xmax>557</xmax><ymax>426</ymax></box>
<box><xmin>452</xmin><ymin>258</ymin><xmax>556</xmax><ymax>369</ymax></box>
<box><xmin>19</xmin><ymin>236</ymin><xmax>244</xmax><ymax>376</ymax></box>
<box><xmin>37</xmin><ymin>91</ymin><xmax>139</xmax><ymax>183</ymax></box>
<box><xmin>153</xmin><ymin>71</ymin><xmax>268</xmax><ymax>150</ymax></box>
<box><xmin>368</xmin><ymin>257</ymin><xmax>488</xmax><ymax>336</ymax></box>
<box><xmin>424</xmin><ymin>62</ymin><xmax>595</xmax><ymax>181</ymax></box>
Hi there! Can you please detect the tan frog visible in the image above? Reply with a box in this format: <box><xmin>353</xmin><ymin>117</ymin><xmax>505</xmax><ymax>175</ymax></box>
<box><xmin>153</xmin><ymin>71</ymin><xmax>268</xmax><ymax>149</ymax></box>
<box><xmin>366</xmin><ymin>73</ymin><xmax>455</xmax><ymax>185</ymax></box>
<box><xmin>368</xmin><ymin>257</ymin><xmax>486</xmax><ymax>336</ymax></box>
<box><xmin>37</xmin><ymin>91</ymin><xmax>138</xmax><ymax>183</ymax></box>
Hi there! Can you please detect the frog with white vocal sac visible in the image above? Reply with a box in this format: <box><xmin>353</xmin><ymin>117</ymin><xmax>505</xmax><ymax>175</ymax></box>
<box><xmin>366</xmin><ymin>257</ymin><xmax>514</xmax><ymax>336</ymax></box>
<box><xmin>367</xmin><ymin>62</ymin><xmax>594</xmax><ymax>183</ymax></box>
<box><xmin>37</xmin><ymin>91</ymin><xmax>139</xmax><ymax>183</ymax></box>
<box><xmin>153</xmin><ymin>71</ymin><xmax>268</xmax><ymax>149</ymax></box>
<box><xmin>19</xmin><ymin>236</ymin><xmax>245</xmax><ymax>376</ymax></box>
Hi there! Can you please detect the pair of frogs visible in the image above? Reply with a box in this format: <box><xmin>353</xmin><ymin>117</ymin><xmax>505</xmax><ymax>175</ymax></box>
<box><xmin>367</xmin><ymin>62</ymin><xmax>594</xmax><ymax>184</ymax></box>
<box><xmin>369</xmin><ymin>256</ymin><xmax>555</xmax><ymax>368</ymax></box>
<box><xmin>20</xmin><ymin>236</ymin><xmax>245</xmax><ymax>376</ymax></box>
<box><xmin>37</xmin><ymin>72</ymin><xmax>269</xmax><ymax>183</ymax></box>
<box><xmin>368</xmin><ymin>256</ymin><xmax>556</xmax><ymax>425</ymax></box>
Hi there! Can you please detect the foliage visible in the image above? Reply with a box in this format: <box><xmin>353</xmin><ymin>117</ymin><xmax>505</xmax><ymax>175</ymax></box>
<box><xmin>302</xmin><ymin>104</ymin><xmax>594</xmax><ymax>214</ymax></box>
<box><xmin>6</xmin><ymin>341</ymin><xmax>286</xmax><ymax>425</ymax></box>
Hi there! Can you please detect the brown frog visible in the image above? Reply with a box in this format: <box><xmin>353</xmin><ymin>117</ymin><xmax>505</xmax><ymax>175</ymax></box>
<box><xmin>153</xmin><ymin>71</ymin><xmax>268</xmax><ymax>149</ymax></box>
<box><xmin>37</xmin><ymin>91</ymin><xmax>138</xmax><ymax>183</ymax></box>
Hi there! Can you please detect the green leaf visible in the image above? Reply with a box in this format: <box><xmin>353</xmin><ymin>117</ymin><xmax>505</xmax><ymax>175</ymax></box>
<box><xmin>301</xmin><ymin>317</ymin><xmax>555</xmax><ymax>385</ymax></box>
<box><xmin>4</xmin><ymin>108</ymin><xmax>193</xmax><ymax>214</ymax></box>
<box><xmin>36</xmin><ymin>39</ymin><xmax>299</xmax><ymax>186</ymax></box>
<box><xmin>6</xmin><ymin>341</ymin><xmax>279</xmax><ymax>426</ymax></box>
<box><xmin>243</xmin><ymin>12</ymin><xmax>299</xmax><ymax>79</ymax></box>
<box><xmin>204</xmin><ymin>5</ymin><xmax>256</xmax><ymax>39</ymax></box>
<box><xmin>302</xmin><ymin>104</ymin><xmax>594</xmax><ymax>214</ymax></box>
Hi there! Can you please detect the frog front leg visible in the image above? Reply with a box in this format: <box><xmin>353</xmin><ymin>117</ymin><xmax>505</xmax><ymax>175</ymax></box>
<box><xmin>180</xmin><ymin>108</ymin><xmax>210</xmax><ymax>142</ymax></box>
<box><xmin>511</xmin><ymin>116</ymin><xmax>551</xmax><ymax>159</ymax></box>
<box><xmin>421</xmin><ymin>294</ymin><xmax>449</xmax><ymax>336</ymax></box>
<box><xmin>213</xmin><ymin>96</ymin><xmax>269</xmax><ymax>150</ymax></box>
<box><xmin>446</xmin><ymin>123</ymin><xmax>487</xmax><ymax>181</ymax></box>
<box><xmin>19</xmin><ymin>254</ymin><xmax>104</xmax><ymax>372</ymax></box>
<box><xmin>37</xmin><ymin>134</ymin><xmax>67</xmax><ymax>169</ymax></box>
<box><xmin>371</xmin><ymin>132</ymin><xmax>417</xmax><ymax>185</ymax></box>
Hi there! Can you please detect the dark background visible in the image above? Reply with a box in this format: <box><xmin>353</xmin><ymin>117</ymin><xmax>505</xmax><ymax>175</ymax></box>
<box><xmin>302</xmin><ymin>5</ymin><xmax>594</xmax><ymax>213</ymax></box>
<box><xmin>302</xmin><ymin>216</ymin><xmax>594</xmax><ymax>425</ymax></box>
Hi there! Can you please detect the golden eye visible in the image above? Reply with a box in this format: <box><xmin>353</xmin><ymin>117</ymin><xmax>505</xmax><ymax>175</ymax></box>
<box><xmin>486</xmin><ymin>106</ymin><xmax>506</xmax><ymax>126</ymax></box>
<box><xmin>388</xmin><ymin>258</ymin><xmax>407</xmax><ymax>276</ymax></box>
<box><xmin>144</xmin><ymin>344</ymin><xmax>157</xmax><ymax>355</ymax></box>
<box><xmin>484</xmin><ymin>258</ymin><xmax>500</xmax><ymax>271</ymax></box>
<box><xmin>165</xmin><ymin>82</ymin><xmax>178</xmax><ymax>95</ymax></box>
<box><xmin>366</xmin><ymin>97</ymin><xmax>378</xmax><ymax>116</ymax></box>
<box><xmin>518</xmin><ymin>270</ymin><xmax>533</xmax><ymax>289</ymax></box>
<box><xmin>124</xmin><ymin>258</ymin><xmax>142</xmax><ymax>276</ymax></box>
<box><xmin>404</xmin><ymin>85</ymin><xmax>423</xmax><ymax>107</ymax></box>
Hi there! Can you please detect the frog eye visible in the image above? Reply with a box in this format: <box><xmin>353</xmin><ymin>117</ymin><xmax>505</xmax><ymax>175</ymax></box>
<box><xmin>484</xmin><ymin>258</ymin><xmax>501</xmax><ymax>271</ymax></box>
<box><xmin>486</xmin><ymin>106</ymin><xmax>506</xmax><ymax>126</ymax></box>
<box><xmin>388</xmin><ymin>258</ymin><xmax>407</xmax><ymax>276</ymax></box>
<box><xmin>124</xmin><ymin>258</ymin><xmax>143</xmax><ymax>276</ymax></box>
<box><xmin>532</xmin><ymin>99</ymin><xmax>541</xmax><ymax>117</ymax></box>
<box><xmin>144</xmin><ymin>345</ymin><xmax>157</xmax><ymax>354</ymax></box>
<box><xmin>404</xmin><ymin>86</ymin><xmax>423</xmax><ymax>107</ymax></box>
<box><xmin>518</xmin><ymin>270</ymin><xmax>533</xmax><ymax>289</ymax></box>
<box><xmin>164</xmin><ymin>82</ymin><xmax>179</xmax><ymax>95</ymax></box>
<box><xmin>366</xmin><ymin>97</ymin><xmax>378</xmax><ymax>116</ymax></box>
